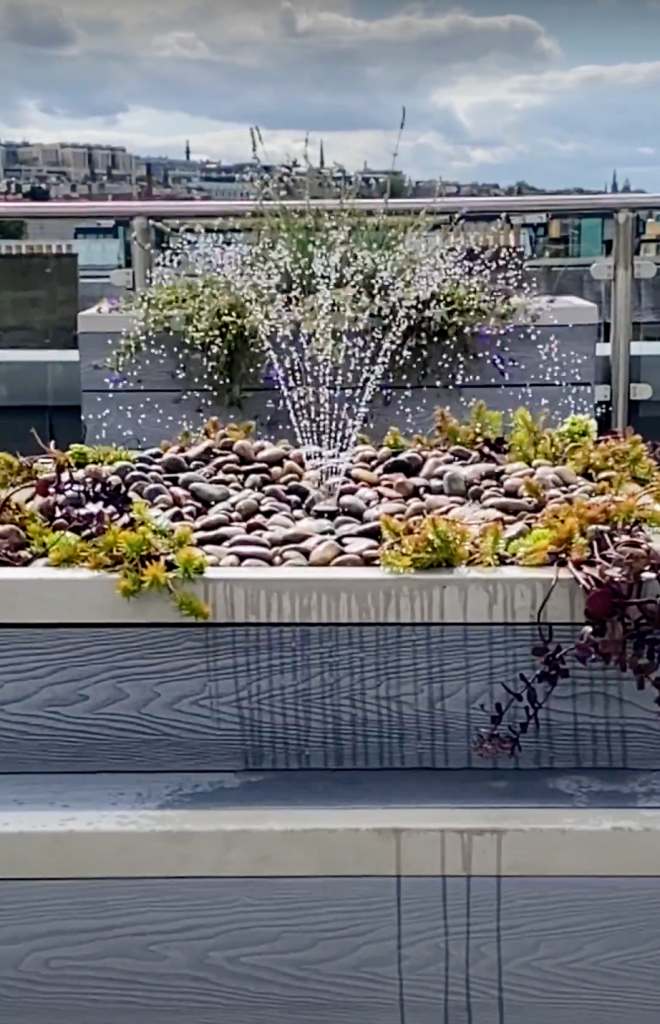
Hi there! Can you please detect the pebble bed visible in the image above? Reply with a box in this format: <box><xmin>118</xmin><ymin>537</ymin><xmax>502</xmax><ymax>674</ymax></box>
<box><xmin>0</xmin><ymin>434</ymin><xmax>600</xmax><ymax>569</ymax></box>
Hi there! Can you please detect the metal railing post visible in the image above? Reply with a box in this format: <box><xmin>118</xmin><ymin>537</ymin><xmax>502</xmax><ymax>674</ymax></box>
<box><xmin>130</xmin><ymin>215</ymin><xmax>152</xmax><ymax>292</ymax></box>
<box><xmin>610</xmin><ymin>210</ymin><xmax>635</xmax><ymax>432</ymax></box>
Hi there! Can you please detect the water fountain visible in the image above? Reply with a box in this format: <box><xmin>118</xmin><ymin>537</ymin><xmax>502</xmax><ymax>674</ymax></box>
<box><xmin>148</xmin><ymin>208</ymin><xmax>539</xmax><ymax>494</ymax></box>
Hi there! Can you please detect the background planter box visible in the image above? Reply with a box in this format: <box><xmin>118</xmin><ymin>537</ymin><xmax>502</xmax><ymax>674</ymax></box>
<box><xmin>78</xmin><ymin>294</ymin><xmax>599</xmax><ymax>447</ymax></box>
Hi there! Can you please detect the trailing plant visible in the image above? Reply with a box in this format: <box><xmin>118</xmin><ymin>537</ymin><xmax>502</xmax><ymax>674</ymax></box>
<box><xmin>115</xmin><ymin>275</ymin><xmax>263</xmax><ymax>406</ymax></box>
<box><xmin>28</xmin><ymin>503</ymin><xmax>209</xmax><ymax>620</ymax></box>
<box><xmin>374</xmin><ymin>399</ymin><xmax>660</xmax><ymax>759</ymax></box>
<box><xmin>473</xmin><ymin>490</ymin><xmax>660</xmax><ymax>757</ymax></box>
<box><xmin>380</xmin><ymin>489</ymin><xmax>660</xmax><ymax>759</ymax></box>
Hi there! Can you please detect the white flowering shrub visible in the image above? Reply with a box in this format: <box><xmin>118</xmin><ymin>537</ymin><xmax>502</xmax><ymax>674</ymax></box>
<box><xmin>113</xmin><ymin>153</ymin><xmax>533</xmax><ymax>481</ymax></box>
<box><xmin>202</xmin><ymin>206</ymin><xmax>529</xmax><ymax>478</ymax></box>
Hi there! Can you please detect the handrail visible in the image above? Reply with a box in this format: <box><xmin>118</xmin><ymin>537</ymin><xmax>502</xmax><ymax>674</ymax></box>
<box><xmin>0</xmin><ymin>194</ymin><xmax>658</xmax><ymax>219</ymax></box>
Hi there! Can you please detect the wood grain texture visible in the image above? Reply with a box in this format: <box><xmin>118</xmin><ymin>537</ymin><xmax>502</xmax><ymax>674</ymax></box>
<box><xmin>401</xmin><ymin>877</ymin><xmax>660</xmax><ymax>1024</ymax></box>
<box><xmin>81</xmin><ymin>383</ymin><xmax>595</xmax><ymax>448</ymax></box>
<box><xmin>78</xmin><ymin>325</ymin><xmax>597</xmax><ymax>391</ymax></box>
<box><xmin>0</xmin><ymin>624</ymin><xmax>656</xmax><ymax>772</ymax></box>
<box><xmin>1</xmin><ymin>876</ymin><xmax>660</xmax><ymax>1024</ymax></box>
<box><xmin>81</xmin><ymin>388</ymin><xmax>291</xmax><ymax>448</ymax></box>
<box><xmin>0</xmin><ymin>877</ymin><xmax>400</xmax><ymax>1024</ymax></box>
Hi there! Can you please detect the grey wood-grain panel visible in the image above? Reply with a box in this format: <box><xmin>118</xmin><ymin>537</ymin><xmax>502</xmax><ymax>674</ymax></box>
<box><xmin>81</xmin><ymin>388</ymin><xmax>291</xmax><ymax>447</ymax></box>
<box><xmin>401</xmin><ymin>877</ymin><xmax>660</xmax><ymax>1024</ymax></box>
<box><xmin>2</xmin><ymin>875</ymin><xmax>660</xmax><ymax>1024</ymax></box>
<box><xmin>0</xmin><ymin>877</ymin><xmax>399</xmax><ymax>1024</ymax></box>
<box><xmin>364</xmin><ymin>384</ymin><xmax>594</xmax><ymax>438</ymax></box>
<box><xmin>78</xmin><ymin>325</ymin><xmax>597</xmax><ymax>391</ymax></box>
<box><xmin>81</xmin><ymin>384</ymin><xmax>595</xmax><ymax>447</ymax></box>
<box><xmin>0</xmin><ymin>624</ymin><xmax>655</xmax><ymax>772</ymax></box>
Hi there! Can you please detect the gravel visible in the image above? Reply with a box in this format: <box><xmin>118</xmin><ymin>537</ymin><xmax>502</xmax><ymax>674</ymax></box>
<box><xmin>0</xmin><ymin>428</ymin><xmax>606</xmax><ymax>570</ymax></box>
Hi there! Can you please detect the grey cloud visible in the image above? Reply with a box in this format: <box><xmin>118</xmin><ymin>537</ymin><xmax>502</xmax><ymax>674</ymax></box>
<box><xmin>0</xmin><ymin>1</ymin><xmax>558</xmax><ymax>131</ymax></box>
<box><xmin>2</xmin><ymin>1</ymin><xmax>78</xmax><ymax>51</ymax></box>
<box><xmin>277</xmin><ymin>3</ymin><xmax>560</xmax><ymax>67</ymax></box>
<box><xmin>0</xmin><ymin>0</ymin><xmax>657</xmax><ymax>190</ymax></box>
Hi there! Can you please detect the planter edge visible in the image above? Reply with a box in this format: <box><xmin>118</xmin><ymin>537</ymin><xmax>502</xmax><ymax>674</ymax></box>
<box><xmin>0</xmin><ymin>566</ymin><xmax>583</xmax><ymax>624</ymax></box>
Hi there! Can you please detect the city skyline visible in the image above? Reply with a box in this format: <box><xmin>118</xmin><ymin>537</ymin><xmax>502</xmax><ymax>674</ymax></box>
<box><xmin>0</xmin><ymin>1</ymin><xmax>659</xmax><ymax>189</ymax></box>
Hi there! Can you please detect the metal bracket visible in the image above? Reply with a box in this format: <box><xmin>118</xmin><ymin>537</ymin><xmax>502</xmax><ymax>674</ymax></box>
<box><xmin>589</xmin><ymin>258</ymin><xmax>658</xmax><ymax>281</ymax></box>
<box><xmin>635</xmin><ymin>259</ymin><xmax>658</xmax><ymax>280</ymax></box>
<box><xmin>590</xmin><ymin>260</ymin><xmax>612</xmax><ymax>282</ymax></box>
<box><xmin>109</xmin><ymin>268</ymin><xmax>133</xmax><ymax>288</ymax></box>
<box><xmin>595</xmin><ymin>383</ymin><xmax>654</xmax><ymax>402</ymax></box>
<box><xmin>631</xmin><ymin>382</ymin><xmax>654</xmax><ymax>401</ymax></box>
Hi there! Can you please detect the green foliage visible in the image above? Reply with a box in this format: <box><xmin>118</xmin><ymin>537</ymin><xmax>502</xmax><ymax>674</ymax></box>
<box><xmin>0</xmin><ymin>220</ymin><xmax>25</xmax><ymax>240</ymax></box>
<box><xmin>507</xmin><ymin>407</ymin><xmax>562</xmax><ymax>464</ymax></box>
<box><xmin>380</xmin><ymin>514</ymin><xmax>470</xmax><ymax>572</ymax></box>
<box><xmin>26</xmin><ymin>502</ymin><xmax>209</xmax><ymax>620</ymax></box>
<box><xmin>566</xmin><ymin>428</ymin><xmax>657</xmax><ymax>488</ymax></box>
<box><xmin>67</xmin><ymin>444</ymin><xmax>135</xmax><ymax>468</ymax></box>
<box><xmin>0</xmin><ymin>452</ymin><xmax>36</xmax><ymax>491</ymax></box>
<box><xmin>471</xmin><ymin>522</ymin><xmax>506</xmax><ymax>567</ymax></box>
<box><xmin>507</xmin><ymin>526</ymin><xmax>556</xmax><ymax>567</ymax></box>
<box><xmin>515</xmin><ymin>492</ymin><xmax>660</xmax><ymax>565</ymax></box>
<box><xmin>434</xmin><ymin>400</ymin><xmax>504</xmax><ymax>447</ymax></box>
<box><xmin>382</xmin><ymin>426</ymin><xmax>413</xmax><ymax>453</ymax></box>
<box><xmin>117</xmin><ymin>276</ymin><xmax>262</xmax><ymax>406</ymax></box>
<box><xmin>380</xmin><ymin>489</ymin><xmax>660</xmax><ymax>573</ymax></box>
<box><xmin>556</xmin><ymin>413</ymin><xmax>597</xmax><ymax>448</ymax></box>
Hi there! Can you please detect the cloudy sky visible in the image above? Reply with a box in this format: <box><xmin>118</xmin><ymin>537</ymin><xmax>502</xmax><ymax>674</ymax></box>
<box><xmin>0</xmin><ymin>0</ymin><xmax>659</xmax><ymax>189</ymax></box>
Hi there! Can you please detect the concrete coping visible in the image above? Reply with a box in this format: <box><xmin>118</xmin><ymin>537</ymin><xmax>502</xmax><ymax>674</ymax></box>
<box><xmin>0</xmin><ymin>770</ymin><xmax>659</xmax><ymax>879</ymax></box>
<box><xmin>0</xmin><ymin>565</ymin><xmax>583</xmax><ymax>624</ymax></box>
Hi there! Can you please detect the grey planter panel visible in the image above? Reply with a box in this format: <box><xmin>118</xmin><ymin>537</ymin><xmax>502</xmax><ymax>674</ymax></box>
<box><xmin>364</xmin><ymin>384</ymin><xmax>594</xmax><ymax>438</ymax></box>
<box><xmin>79</xmin><ymin>325</ymin><xmax>597</xmax><ymax>392</ymax></box>
<box><xmin>401</xmin><ymin>877</ymin><xmax>660</xmax><ymax>1024</ymax></box>
<box><xmin>79</xmin><ymin>330</ymin><xmax>223</xmax><ymax>391</ymax></box>
<box><xmin>2</xmin><ymin>875</ymin><xmax>660</xmax><ymax>1024</ymax></box>
<box><xmin>0</xmin><ymin>877</ymin><xmax>399</xmax><ymax>1024</ymax></box>
<box><xmin>81</xmin><ymin>383</ymin><xmax>594</xmax><ymax>447</ymax></box>
<box><xmin>0</xmin><ymin>625</ymin><xmax>655</xmax><ymax>773</ymax></box>
<box><xmin>81</xmin><ymin>388</ymin><xmax>290</xmax><ymax>447</ymax></box>
<box><xmin>0</xmin><ymin>357</ymin><xmax>81</xmax><ymax>407</ymax></box>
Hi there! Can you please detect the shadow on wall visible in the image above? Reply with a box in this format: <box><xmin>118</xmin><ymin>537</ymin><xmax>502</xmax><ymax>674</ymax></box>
<box><xmin>0</xmin><ymin>254</ymin><xmax>78</xmax><ymax>348</ymax></box>
<box><xmin>0</xmin><ymin>408</ymin><xmax>82</xmax><ymax>455</ymax></box>
<box><xmin>0</xmin><ymin>253</ymin><xmax>82</xmax><ymax>453</ymax></box>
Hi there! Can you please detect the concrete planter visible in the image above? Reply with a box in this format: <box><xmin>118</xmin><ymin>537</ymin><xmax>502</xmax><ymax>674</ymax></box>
<box><xmin>78</xmin><ymin>294</ymin><xmax>599</xmax><ymax>448</ymax></box>
<box><xmin>0</xmin><ymin>565</ymin><xmax>659</xmax><ymax>1024</ymax></box>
